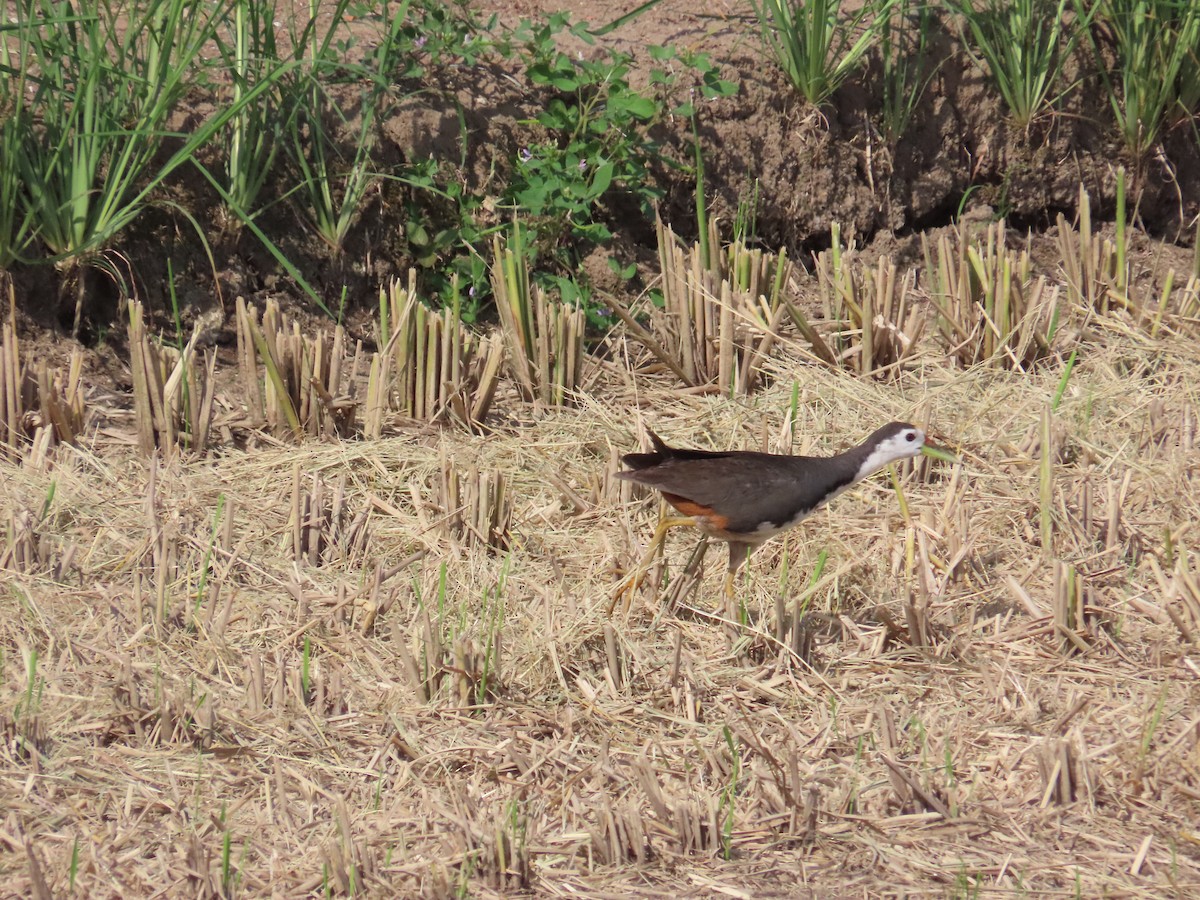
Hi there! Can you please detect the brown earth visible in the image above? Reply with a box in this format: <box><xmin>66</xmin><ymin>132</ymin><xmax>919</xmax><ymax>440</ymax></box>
<box><xmin>465</xmin><ymin>0</ymin><xmax>1200</xmax><ymax>244</ymax></box>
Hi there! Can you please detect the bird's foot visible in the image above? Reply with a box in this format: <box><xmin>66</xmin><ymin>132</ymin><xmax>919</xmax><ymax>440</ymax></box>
<box><xmin>607</xmin><ymin>516</ymin><xmax>698</xmax><ymax>615</ymax></box>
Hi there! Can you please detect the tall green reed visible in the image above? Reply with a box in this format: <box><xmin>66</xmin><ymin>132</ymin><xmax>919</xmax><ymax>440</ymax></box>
<box><xmin>879</xmin><ymin>0</ymin><xmax>939</xmax><ymax>144</ymax></box>
<box><xmin>281</xmin><ymin>0</ymin><xmax>414</xmax><ymax>254</ymax></box>
<box><xmin>0</xmin><ymin>12</ymin><xmax>36</xmax><ymax>274</ymax></box>
<box><xmin>212</xmin><ymin>0</ymin><xmax>287</xmax><ymax>227</ymax></box>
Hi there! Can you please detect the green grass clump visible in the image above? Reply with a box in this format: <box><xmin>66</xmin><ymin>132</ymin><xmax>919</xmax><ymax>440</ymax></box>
<box><xmin>750</xmin><ymin>0</ymin><xmax>896</xmax><ymax>108</ymax></box>
<box><xmin>0</xmin><ymin>26</ymin><xmax>34</xmax><ymax>274</ymax></box>
<box><xmin>5</xmin><ymin>0</ymin><xmax>286</xmax><ymax>333</ymax></box>
<box><xmin>12</xmin><ymin>0</ymin><xmax>236</xmax><ymax>333</ymax></box>
<box><xmin>1079</xmin><ymin>0</ymin><xmax>1200</xmax><ymax>160</ymax></box>
<box><xmin>280</xmin><ymin>0</ymin><xmax>418</xmax><ymax>254</ymax></box>
<box><xmin>947</xmin><ymin>0</ymin><xmax>1091</xmax><ymax>133</ymax></box>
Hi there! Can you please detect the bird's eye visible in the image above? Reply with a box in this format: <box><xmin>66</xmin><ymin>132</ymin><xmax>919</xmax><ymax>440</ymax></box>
<box><xmin>905</xmin><ymin>432</ymin><xmax>916</xmax><ymax>442</ymax></box>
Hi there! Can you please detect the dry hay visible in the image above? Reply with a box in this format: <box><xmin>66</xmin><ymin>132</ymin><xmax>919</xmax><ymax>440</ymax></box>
<box><xmin>2</xmin><ymin>308</ymin><xmax>1200</xmax><ymax>897</ymax></box>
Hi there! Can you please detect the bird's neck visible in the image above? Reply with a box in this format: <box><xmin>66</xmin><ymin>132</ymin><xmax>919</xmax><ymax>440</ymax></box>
<box><xmin>846</xmin><ymin>441</ymin><xmax>899</xmax><ymax>483</ymax></box>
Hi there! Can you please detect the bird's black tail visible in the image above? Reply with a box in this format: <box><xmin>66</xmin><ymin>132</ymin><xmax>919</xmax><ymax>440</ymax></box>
<box><xmin>620</xmin><ymin>428</ymin><xmax>673</xmax><ymax>470</ymax></box>
<box><xmin>620</xmin><ymin>428</ymin><xmax>733</xmax><ymax>470</ymax></box>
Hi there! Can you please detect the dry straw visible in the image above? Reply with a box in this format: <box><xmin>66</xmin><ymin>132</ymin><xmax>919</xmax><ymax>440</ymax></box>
<box><xmin>1057</xmin><ymin>182</ymin><xmax>1200</xmax><ymax>338</ymax></box>
<box><xmin>236</xmin><ymin>295</ymin><xmax>362</xmax><ymax>439</ymax></box>
<box><xmin>432</xmin><ymin>444</ymin><xmax>512</xmax><ymax>554</ymax></box>
<box><xmin>4</xmin><ymin>214</ymin><xmax>1200</xmax><ymax>895</ymax></box>
<box><xmin>809</xmin><ymin>222</ymin><xmax>926</xmax><ymax>376</ymax></box>
<box><xmin>127</xmin><ymin>299</ymin><xmax>216</xmax><ymax>456</ymax></box>
<box><xmin>366</xmin><ymin>271</ymin><xmax>503</xmax><ymax>435</ymax></box>
<box><xmin>0</xmin><ymin>304</ymin><xmax>84</xmax><ymax>460</ymax></box>
<box><xmin>288</xmin><ymin>463</ymin><xmax>371</xmax><ymax>567</ymax></box>
<box><xmin>1058</xmin><ymin>184</ymin><xmax>1122</xmax><ymax>314</ymax></box>
<box><xmin>618</xmin><ymin>216</ymin><xmax>787</xmax><ymax>394</ymax></box>
<box><xmin>922</xmin><ymin>219</ymin><xmax>1063</xmax><ymax>369</ymax></box>
<box><xmin>491</xmin><ymin>221</ymin><xmax>585</xmax><ymax>405</ymax></box>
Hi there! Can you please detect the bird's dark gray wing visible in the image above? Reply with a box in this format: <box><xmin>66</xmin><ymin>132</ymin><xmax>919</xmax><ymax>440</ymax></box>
<box><xmin>617</xmin><ymin>452</ymin><xmax>861</xmax><ymax>532</ymax></box>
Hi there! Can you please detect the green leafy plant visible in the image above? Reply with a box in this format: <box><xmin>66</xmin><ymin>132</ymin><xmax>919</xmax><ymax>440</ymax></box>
<box><xmin>383</xmin><ymin>0</ymin><xmax>496</xmax><ymax>80</ymax></box>
<box><xmin>396</xmin><ymin>157</ymin><xmax>491</xmax><ymax>305</ymax></box>
<box><xmin>663</xmin><ymin>46</ymin><xmax>739</xmax><ymax>269</ymax></box>
<box><xmin>947</xmin><ymin>0</ymin><xmax>1090</xmax><ymax>133</ymax></box>
<box><xmin>508</xmin><ymin>16</ymin><xmax>663</xmax><ymax>254</ymax></box>
<box><xmin>280</xmin><ymin>0</ymin><xmax>496</xmax><ymax>271</ymax></box>
<box><xmin>497</xmin><ymin>17</ymin><xmax>736</xmax><ymax>315</ymax></box>
<box><xmin>368</xmin><ymin>0</ymin><xmax>498</xmax><ymax>303</ymax></box>
<box><xmin>749</xmin><ymin>0</ymin><xmax>897</xmax><ymax>108</ymax></box>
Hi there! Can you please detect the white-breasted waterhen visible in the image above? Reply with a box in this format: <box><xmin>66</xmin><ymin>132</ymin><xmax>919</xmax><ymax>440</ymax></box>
<box><xmin>611</xmin><ymin>421</ymin><xmax>925</xmax><ymax>610</ymax></box>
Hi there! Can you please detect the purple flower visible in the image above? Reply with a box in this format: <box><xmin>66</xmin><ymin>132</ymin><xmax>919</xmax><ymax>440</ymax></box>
<box><xmin>578</xmin><ymin>159</ymin><xmax>588</xmax><ymax>172</ymax></box>
<box><xmin>414</xmin><ymin>36</ymin><xmax>427</xmax><ymax>49</ymax></box>
<box><xmin>520</xmin><ymin>147</ymin><xmax>532</xmax><ymax>161</ymax></box>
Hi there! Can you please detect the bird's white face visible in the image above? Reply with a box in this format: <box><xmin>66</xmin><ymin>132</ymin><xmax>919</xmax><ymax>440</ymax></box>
<box><xmin>855</xmin><ymin>426</ymin><xmax>925</xmax><ymax>480</ymax></box>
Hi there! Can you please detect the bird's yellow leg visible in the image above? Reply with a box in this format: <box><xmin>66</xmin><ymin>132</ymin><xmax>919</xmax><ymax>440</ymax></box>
<box><xmin>608</xmin><ymin>515</ymin><xmax>697</xmax><ymax>614</ymax></box>
<box><xmin>722</xmin><ymin>542</ymin><xmax>751</xmax><ymax>617</ymax></box>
